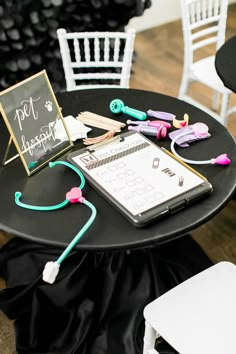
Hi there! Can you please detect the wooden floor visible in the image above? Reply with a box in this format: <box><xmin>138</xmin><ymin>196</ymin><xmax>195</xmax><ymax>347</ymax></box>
<box><xmin>1</xmin><ymin>4</ymin><xmax>236</xmax><ymax>352</ymax></box>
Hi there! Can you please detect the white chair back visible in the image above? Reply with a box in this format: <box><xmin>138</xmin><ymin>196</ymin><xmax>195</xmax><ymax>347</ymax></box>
<box><xmin>181</xmin><ymin>0</ymin><xmax>228</xmax><ymax>61</ymax></box>
<box><xmin>57</xmin><ymin>28</ymin><xmax>136</xmax><ymax>91</ymax></box>
<box><xmin>178</xmin><ymin>0</ymin><xmax>234</xmax><ymax>125</ymax></box>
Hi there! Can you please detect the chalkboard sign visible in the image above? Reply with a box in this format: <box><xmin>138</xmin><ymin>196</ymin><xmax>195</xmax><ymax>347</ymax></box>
<box><xmin>0</xmin><ymin>70</ymin><xmax>73</xmax><ymax>176</ymax></box>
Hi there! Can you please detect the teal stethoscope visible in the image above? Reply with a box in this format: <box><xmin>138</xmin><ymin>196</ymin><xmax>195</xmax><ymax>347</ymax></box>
<box><xmin>15</xmin><ymin>160</ymin><xmax>97</xmax><ymax>284</ymax></box>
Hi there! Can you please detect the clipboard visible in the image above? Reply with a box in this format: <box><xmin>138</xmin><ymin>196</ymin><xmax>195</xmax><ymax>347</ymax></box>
<box><xmin>67</xmin><ymin>131</ymin><xmax>213</xmax><ymax>227</ymax></box>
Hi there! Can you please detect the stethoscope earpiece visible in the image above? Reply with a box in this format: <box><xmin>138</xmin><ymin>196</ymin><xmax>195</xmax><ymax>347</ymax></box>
<box><xmin>15</xmin><ymin>191</ymin><xmax>22</xmax><ymax>199</ymax></box>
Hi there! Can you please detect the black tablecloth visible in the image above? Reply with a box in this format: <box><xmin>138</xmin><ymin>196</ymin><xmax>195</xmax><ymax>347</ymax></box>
<box><xmin>0</xmin><ymin>236</ymin><xmax>212</xmax><ymax>354</ymax></box>
<box><xmin>215</xmin><ymin>36</ymin><xmax>236</xmax><ymax>93</ymax></box>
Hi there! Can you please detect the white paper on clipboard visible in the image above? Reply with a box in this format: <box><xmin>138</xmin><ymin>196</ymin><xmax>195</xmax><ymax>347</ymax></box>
<box><xmin>67</xmin><ymin>131</ymin><xmax>213</xmax><ymax>227</ymax></box>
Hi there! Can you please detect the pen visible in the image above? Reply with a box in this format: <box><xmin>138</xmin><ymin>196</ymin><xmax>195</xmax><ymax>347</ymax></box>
<box><xmin>126</xmin><ymin>119</ymin><xmax>171</xmax><ymax>129</ymax></box>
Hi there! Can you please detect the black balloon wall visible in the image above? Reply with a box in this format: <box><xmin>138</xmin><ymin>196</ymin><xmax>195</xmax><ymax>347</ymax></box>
<box><xmin>0</xmin><ymin>0</ymin><xmax>151</xmax><ymax>93</ymax></box>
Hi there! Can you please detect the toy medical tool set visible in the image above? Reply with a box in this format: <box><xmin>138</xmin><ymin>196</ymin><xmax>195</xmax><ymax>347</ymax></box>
<box><xmin>108</xmin><ymin>98</ymin><xmax>231</xmax><ymax>166</ymax></box>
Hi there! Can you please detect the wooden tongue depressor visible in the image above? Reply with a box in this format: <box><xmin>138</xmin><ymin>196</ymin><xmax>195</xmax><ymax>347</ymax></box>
<box><xmin>77</xmin><ymin>111</ymin><xmax>126</xmax><ymax>132</ymax></box>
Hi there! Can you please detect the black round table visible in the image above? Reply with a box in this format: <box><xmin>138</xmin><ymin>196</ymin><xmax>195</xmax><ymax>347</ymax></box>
<box><xmin>0</xmin><ymin>88</ymin><xmax>236</xmax><ymax>251</ymax></box>
<box><xmin>0</xmin><ymin>88</ymin><xmax>235</xmax><ymax>354</ymax></box>
<box><xmin>215</xmin><ymin>36</ymin><xmax>236</xmax><ymax>93</ymax></box>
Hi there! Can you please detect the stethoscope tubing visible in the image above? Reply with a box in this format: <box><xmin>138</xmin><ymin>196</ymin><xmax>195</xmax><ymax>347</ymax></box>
<box><xmin>56</xmin><ymin>200</ymin><xmax>97</xmax><ymax>264</ymax></box>
<box><xmin>170</xmin><ymin>131</ymin><xmax>212</xmax><ymax>165</ymax></box>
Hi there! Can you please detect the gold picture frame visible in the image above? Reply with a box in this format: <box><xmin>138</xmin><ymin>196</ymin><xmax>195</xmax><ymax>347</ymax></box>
<box><xmin>0</xmin><ymin>70</ymin><xmax>73</xmax><ymax>176</ymax></box>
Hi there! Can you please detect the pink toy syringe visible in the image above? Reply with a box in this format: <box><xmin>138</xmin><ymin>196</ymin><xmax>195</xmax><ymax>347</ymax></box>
<box><xmin>128</xmin><ymin>124</ymin><xmax>169</xmax><ymax>140</ymax></box>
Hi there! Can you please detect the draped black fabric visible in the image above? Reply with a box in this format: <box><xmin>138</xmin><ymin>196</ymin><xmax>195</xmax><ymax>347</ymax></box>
<box><xmin>0</xmin><ymin>0</ymin><xmax>152</xmax><ymax>92</ymax></box>
<box><xmin>0</xmin><ymin>235</ymin><xmax>212</xmax><ymax>354</ymax></box>
<box><xmin>215</xmin><ymin>36</ymin><xmax>236</xmax><ymax>93</ymax></box>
